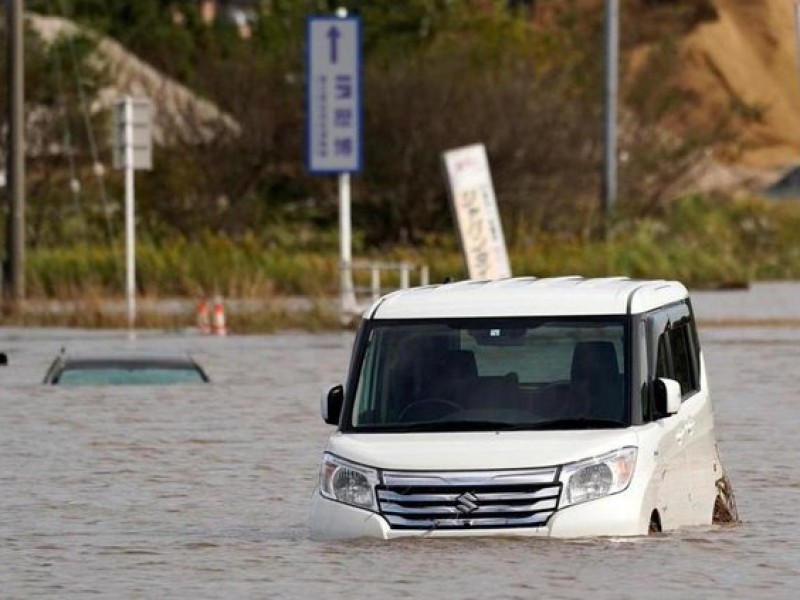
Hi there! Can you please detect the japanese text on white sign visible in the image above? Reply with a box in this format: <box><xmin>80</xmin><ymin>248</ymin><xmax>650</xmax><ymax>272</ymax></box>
<box><xmin>443</xmin><ymin>144</ymin><xmax>511</xmax><ymax>280</ymax></box>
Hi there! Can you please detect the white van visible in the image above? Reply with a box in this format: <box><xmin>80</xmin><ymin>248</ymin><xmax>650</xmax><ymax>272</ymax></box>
<box><xmin>309</xmin><ymin>277</ymin><xmax>737</xmax><ymax>538</ymax></box>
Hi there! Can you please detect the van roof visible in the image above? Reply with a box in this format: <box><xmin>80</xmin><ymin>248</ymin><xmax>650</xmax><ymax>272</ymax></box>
<box><xmin>368</xmin><ymin>276</ymin><xmax>689</xmax><ymax>320</ymax></box>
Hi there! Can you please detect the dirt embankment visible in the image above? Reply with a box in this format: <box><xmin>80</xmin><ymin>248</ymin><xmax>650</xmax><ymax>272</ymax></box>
<box><xmin>28</xmin><ymin>14</ymin><xmax>240</xmax><ymax>145</ymax></box>
<box><xmin>676</xmin><ymin>0</ymin><xmax>800</xmax><ymax>168</ymax></box>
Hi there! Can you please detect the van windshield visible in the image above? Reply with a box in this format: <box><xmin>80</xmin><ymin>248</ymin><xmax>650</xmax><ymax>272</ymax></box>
<box><xmin>347</xmin><ymin>318</ymin><xmax>628</xmax><ymax>432</ymax></box>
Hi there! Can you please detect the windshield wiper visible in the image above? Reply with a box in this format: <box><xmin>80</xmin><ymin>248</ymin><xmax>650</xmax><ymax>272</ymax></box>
<box><xmin>356</xmin><ymin>418</ymin><xmax>627</xmax><ymax>433</ymax></box>
<box><xmin>391</xmin><ymin>420</ymin><xmax>523</xmax><ymax>432</ymax></box>
<box><xmin>525</xmin><ymin>418</ymin><xmax>627</xmax><ymax>430</ymax></box>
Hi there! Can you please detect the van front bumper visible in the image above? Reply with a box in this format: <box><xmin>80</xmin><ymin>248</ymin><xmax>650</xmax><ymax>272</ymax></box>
<box><xmin>308</xmin><ymin>489</ymin><xmax>648</xmax><ymax>539</ymax></box>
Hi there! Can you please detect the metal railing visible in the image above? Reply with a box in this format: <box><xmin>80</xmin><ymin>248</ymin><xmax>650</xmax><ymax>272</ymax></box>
<box><xmin>350</xmin><ymin>260</ymin><xmax>430</xmax><ymax>304</ymax></box>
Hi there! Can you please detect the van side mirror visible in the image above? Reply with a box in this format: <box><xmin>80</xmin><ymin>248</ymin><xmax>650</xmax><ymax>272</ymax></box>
<box><xmin>0</xmin><ymin>352</ymin><xmax>7</xmax><ymax>366</ymax></box>
<box><xmin>320</xmin><ymin>384</ymin><xmax>344</xmax><ymax>425</ymax></box>
<box><xmin>655</xmin><ymin>377</ymin><xmax>682</xmax><ymax>416</ymax></box>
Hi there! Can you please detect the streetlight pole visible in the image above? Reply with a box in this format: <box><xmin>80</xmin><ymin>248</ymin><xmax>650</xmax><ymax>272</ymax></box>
<box><xmin>602</xmin><ymin>0</ymin><xmax>619</xmax><ymax>220</ymax></box>
<box><xmin>5</xmin><ymin>0</ymin><xmax>26</xmax><ymax>300</ymax></box>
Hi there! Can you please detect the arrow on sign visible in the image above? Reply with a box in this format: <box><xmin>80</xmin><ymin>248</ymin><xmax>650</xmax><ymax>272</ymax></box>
<box><xmin>327</xmin><ymin>26</ymin><xmax>341</xmax><ymax>64</ymax></box>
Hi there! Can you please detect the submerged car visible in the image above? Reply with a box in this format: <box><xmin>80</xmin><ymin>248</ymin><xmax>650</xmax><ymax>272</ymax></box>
<box><xmin>43</xmin><ymin>353</ymin><xmax>210</xmax><ymax>385</ymax></box>
<box><xmin>310</xmin><ymin>276</ymin><xmax>737</xmax><ymax>539</ymax></box>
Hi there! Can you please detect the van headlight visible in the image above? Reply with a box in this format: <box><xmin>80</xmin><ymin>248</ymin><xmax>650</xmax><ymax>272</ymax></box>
<box><xmin>319</xmin><ymin>453</ymin><xmax>380</xmax><ymax>512</ymax></box>
<box><xmin>559</xmin><ymin>447</ymin><xmax>637</xmax><ymax>507</ymax></box>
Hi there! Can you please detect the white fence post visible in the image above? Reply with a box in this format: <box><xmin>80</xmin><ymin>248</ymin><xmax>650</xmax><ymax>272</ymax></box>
<box><xmin>400</xmin><ymin>262</ymin><xmax>410</xmax><ymax>289</ymax></box>
<box><xmin>371</xmin><ymin>264</ymin><xmax>380</xmax><ymax>302</ymax></box>
<box><xmin>351</xmin><ymin>260</ymin><xmax>431</xmax><ymax>305</ymax></box>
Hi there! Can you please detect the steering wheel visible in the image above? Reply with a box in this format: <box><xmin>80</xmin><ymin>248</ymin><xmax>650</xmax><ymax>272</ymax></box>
<box><xmin>398</xmin><ymin>398</ymin><xmax>462</xmax><ymax>422</ymax></box>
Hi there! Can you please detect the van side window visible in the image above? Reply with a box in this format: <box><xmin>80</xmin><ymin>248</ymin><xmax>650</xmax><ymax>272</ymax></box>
<box><xmin>688</xmin><ymin>315</ymin><xmax>701</xmax><ymax>378</ymax></box>
<box><xmin>655</xmin><ymin>336</ymin><xmax>669</xmax><ymax>380</ymax></box>
<box><xmin>668</xmin><ymin>324</ymin><xmax>697</xmax><ymax>396</ymax></box>
<box><xmin>646</xmin><ymin>304</ymin><xmax>700</xmax><ymax>421</ymax></box>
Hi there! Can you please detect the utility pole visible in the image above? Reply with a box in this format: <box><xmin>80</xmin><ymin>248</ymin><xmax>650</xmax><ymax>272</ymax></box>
<box><xmin>602</xmin><ymin>0</ymin><xmax>619</xmax><ymax>220</ymax></box>
<box><xmin>5</xmin><ymin>0</ymin><xmax>25</xmax><ymax>300</ymax></box>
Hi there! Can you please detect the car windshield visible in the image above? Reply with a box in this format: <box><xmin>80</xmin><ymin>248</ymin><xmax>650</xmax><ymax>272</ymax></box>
<box><xmin>348</xmin><ymin>318</ymin><xmax>628</xmax><ymax>432</ymax></box>
<box><xmin>55</xmin><ymin>365</ymin><xmax>207</xmax><ymax>385</ymax></box>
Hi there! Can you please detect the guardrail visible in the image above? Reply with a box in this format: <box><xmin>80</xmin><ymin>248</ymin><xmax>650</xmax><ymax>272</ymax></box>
<box><xmin>350</xmin><ymin>260</ymin><xmax>430</xmax><ymax>304</ymax></box>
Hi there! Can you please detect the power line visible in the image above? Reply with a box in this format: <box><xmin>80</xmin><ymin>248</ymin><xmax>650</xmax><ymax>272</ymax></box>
<box><xmin>52</xmin><ymin>37</ymin><xmax>89</xmax><ymax>247</ymax></box>
<box><xmin>55</xmin><ymin>0</ymin><xmax>117</xmax><ymax>247</ymax></box>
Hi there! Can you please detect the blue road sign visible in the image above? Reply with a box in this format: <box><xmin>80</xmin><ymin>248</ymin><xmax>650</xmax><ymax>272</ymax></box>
<box><xmin>306</xmin><ymin>16</ymin><xmax>363</xmax><ymax>174</ymax></box>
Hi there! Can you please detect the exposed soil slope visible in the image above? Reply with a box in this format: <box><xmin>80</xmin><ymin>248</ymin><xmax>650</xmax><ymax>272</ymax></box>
<box><xmin>677</xmin><ymin>0</ymin><xmax>800</xmax><ymax>167</ymax></box>
<box><xmin>28</xmin><ymin>14</ymin><xmax>239</xmax><ymax>145</ymax></box>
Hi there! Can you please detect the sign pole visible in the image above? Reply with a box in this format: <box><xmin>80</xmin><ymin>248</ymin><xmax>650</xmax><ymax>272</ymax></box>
<box><xmin>113</xmin><ymin>96</ymin><xmax>151</xmax><ymax>334</ymax></box>
<box><xmin>306</xmin><ymin>10</ymin><xmax>362</xmax><ymax>316</ymax></box>
<box><xmin>339</xmin><ymin>172</ymin><xmax>356</xmax><ymax>313</ymax></box>
<box><xmin>602</xmin><ymin>0</ymin><xmax>619</xmax><ymax>220</ymax></box>
<box><xmin>124</xmin><ymin>96</ymin><xmax>136</xmax><ymax>333</ymax></box>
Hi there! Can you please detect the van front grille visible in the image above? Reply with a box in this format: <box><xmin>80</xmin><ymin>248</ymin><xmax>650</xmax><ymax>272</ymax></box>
<box><xmin>377</xmin><ymin>468</ymin><xmax>561</xmax><ymax>530</ymax></box>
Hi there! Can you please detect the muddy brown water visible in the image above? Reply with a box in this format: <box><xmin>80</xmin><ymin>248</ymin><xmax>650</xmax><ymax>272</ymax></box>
<box><xmin>1</xmin><ymin>283</ymin><xmax>799</xmax><ymax>598</ymax></box>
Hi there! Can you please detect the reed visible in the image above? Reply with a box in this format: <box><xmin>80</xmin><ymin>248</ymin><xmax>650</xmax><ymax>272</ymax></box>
<box><xmin>2</xmin><ymin>296</ymin><xmax>341</xmax><ymax>333</ymax></box>
<box><xmin>22</xmin><ymin>195</ymin><xmax>800</xmax><ymax>311</ymax></box>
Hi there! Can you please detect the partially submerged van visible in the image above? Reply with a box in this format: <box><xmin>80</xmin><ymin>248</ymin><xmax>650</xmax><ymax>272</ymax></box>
<box><xmin>310</xmin><ymin>277</ymin><xmax>737</xmax><ymax>538</ymax></box>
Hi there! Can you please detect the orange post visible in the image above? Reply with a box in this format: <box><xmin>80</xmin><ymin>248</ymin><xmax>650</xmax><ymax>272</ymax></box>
<box><xmin>211</xmin><ymin>296</ymin><xmax>227</xmax><ymax>336</ymax></box>
<box><xmin>196</xmin><ymin>297</ymin><xmax>211</xmax><ymax>334</ymax></box>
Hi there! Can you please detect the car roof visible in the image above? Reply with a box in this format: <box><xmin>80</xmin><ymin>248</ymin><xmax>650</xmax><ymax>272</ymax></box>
<box><xmin>367</xmin><ymin>276</ymin><xmax>689</xmax><ymax>320</ymax></box>
<box><xmin>43</xmin><ymin>352</ymin><xmax>210</xmax><ymax>384</ymax></box>
<box><xmin>60</xmin><ymin>353</ymin><xmax>201</xmax><ymax>369</ymax></box>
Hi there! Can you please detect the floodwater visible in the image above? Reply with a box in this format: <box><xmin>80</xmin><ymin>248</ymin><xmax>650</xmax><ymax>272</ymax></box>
<box><xmin>1</xmin><ymin>283</ymin><xmax>799</xmax><ymax>598</ymax></box>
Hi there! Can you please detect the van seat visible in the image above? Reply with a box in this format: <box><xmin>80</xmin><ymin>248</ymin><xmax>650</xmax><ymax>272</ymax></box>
<box><xmin>465</xmin><ymin>373</ymin><xmax>521</xmax><ymax>411</ymax></box>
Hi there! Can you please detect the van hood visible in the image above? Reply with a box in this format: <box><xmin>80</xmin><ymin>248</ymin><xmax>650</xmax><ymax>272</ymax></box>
<box><xmin>326</xmin><ymin>429</ymin><xmax>639</xmax><ymax>471</ymax></box>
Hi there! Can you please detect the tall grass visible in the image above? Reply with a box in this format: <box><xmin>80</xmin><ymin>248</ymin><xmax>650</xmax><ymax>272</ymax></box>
<box><xmin>23</xmin><ymin>195</ymin><xmax>800</xmax><ymax>302</ymax></box>
<box><xmin>2</xmin><ymin>297</ymin><xmax>341</xmax><ymax>332</ymax></box>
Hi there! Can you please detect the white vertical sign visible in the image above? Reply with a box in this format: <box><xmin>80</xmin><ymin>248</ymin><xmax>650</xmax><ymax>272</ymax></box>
<box><xmin>443</xmin><ymin>144</ymin><xmax>512</xmax><ymax>281</ymax></box>
<box><xmin>306</xmin><ymin>16</ymin><xmax>362</xmax><ymax>174</ymax></box>
<box><xmin>307</xmin><ymin>14</ymin><xmax>362</xmax><ymax>316</ymax></box>
<box><xmin>113</xmin><ymin>98</ymin><xmax>152</xmax><ymax>170</ymax></box>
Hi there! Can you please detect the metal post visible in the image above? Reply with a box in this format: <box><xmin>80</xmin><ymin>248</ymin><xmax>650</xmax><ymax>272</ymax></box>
<box><xmin>370</xmin><ymin>264</ymin><xmax>380</xmax><ymax>302</ymax></box>
<box><xmin>339</xmin><ymin>172</ymin><xmax>356</xmax><ymax>314</ymax></box>
<box><xmin>400</xmin><ymin>262</ymin><xmax>410</xmax><ymax>289</ymax></box>
<box><xmin>602</xmin><ymin>0</ymin><xmax>619</xmax><ymax>219</ymax></box>
<box><xmin>6</xmin><ymin>0</ymin><xmax>25</xmax><ymax>301</ymax></box>
<box><xmin>124</xmin><ymin>97</ymin><xmax>136</xmax><ymax>331</ymax></box>
<box><xmin>794</xmin><ymin>2</ymin><xmax>800</xmax><ymax>132</ymax></box>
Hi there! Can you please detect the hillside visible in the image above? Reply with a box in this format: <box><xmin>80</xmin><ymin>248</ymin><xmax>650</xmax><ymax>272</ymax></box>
<box><xmin>673</xmin><ymin>0</ymin><xmax>800</xmax><ymax>168</ymax></box>
<box><xmin>13</xmin><ymin>0</ymin><xmax>800</xmax><ymax>250</ymax></box>
<box><xmin>27</xmin><ymin>14</ymin><xmax>239</xmax><ymax>145</ymax></box>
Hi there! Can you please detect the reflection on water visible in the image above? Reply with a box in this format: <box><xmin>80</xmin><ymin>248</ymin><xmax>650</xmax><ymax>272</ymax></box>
<box><xmin>1</xmin><ymin>285</ymin><xmax>800</xmax><ymax>597</ymax></box>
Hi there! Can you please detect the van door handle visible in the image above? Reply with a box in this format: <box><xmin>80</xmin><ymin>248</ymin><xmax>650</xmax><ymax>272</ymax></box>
<box><xmin>676</xmin><ymin>426</ymin><xmax>686</xmax><ymax>443</ymax></box>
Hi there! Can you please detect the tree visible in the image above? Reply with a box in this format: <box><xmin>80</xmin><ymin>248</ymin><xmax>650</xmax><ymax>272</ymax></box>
<box><xmin>0</xmin><ymin>17</ymin><xmax>109</xmax><ymax>247</ymax></box>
